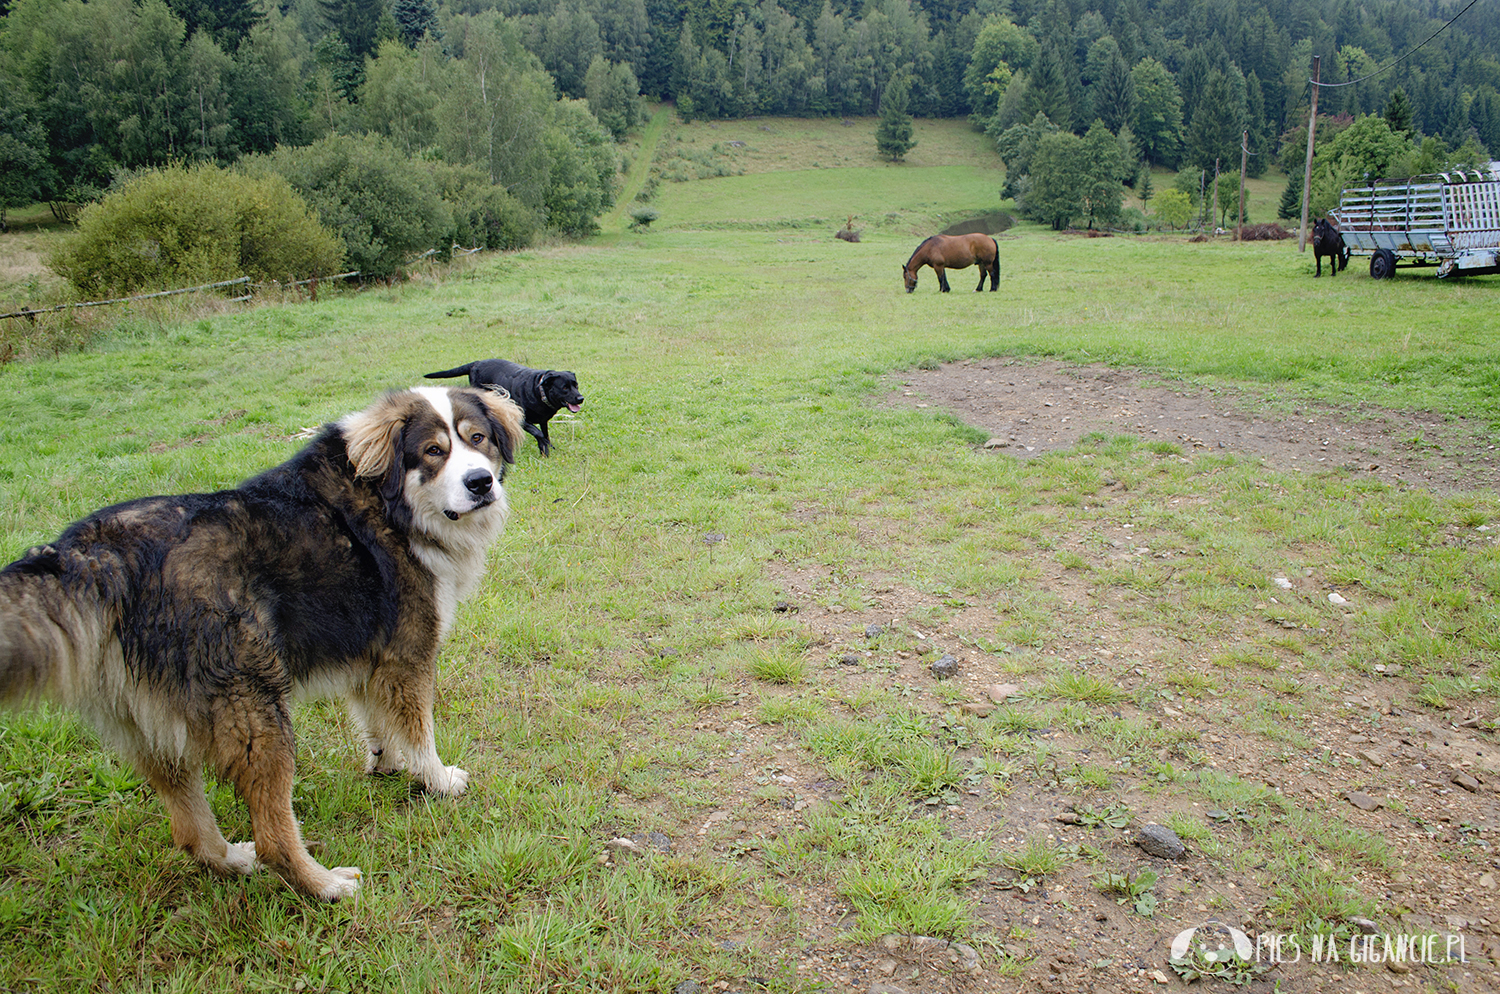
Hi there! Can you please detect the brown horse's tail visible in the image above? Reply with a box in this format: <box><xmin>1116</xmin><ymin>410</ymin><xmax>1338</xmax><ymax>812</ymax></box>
<box><xmin>991</xmin><ymin>238</ymin><xmax>1001</xmax><ymax>282</ymax></box>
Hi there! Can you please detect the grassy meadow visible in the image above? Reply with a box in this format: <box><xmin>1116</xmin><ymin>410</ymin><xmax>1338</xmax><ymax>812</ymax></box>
<box><xmin>0</xmin><ymin>117</ymin><xmax>1497</xmax><ymax>992</ymax></box>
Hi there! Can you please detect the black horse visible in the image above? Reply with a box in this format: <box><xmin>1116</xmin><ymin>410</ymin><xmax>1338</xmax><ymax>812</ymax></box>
<box><xmin>1312</xmin><ymin>218</ymin><xmax>1348</xmax><ymax>277</ymax></box>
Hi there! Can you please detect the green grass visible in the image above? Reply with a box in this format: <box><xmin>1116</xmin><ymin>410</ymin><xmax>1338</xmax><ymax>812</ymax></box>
<box><xmin>2</xmin><ymin>114</ymin><xmax>1499</xmax><ymax>991</ymax></box>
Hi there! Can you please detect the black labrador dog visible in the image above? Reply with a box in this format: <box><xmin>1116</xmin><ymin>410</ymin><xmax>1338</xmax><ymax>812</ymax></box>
<box><xmin>1312</xmin><ymin>218</ymin><xmax>1348</xmax><ymax>277</ymax></box>
<box><xmin>425</xmin><ymin>359</ymin><xmax>583</xmax><ymax>456</ymax></box>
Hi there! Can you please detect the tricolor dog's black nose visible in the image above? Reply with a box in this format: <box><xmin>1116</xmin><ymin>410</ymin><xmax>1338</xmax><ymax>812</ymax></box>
<box><xmin>463</xmin><ymin>469</ymin><xmax>493</xmax><ymax>496</ymax></box>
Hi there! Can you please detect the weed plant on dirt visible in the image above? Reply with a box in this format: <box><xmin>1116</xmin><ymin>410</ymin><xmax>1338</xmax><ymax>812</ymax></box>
<box><xmin>0</xmin><ymin>115</ymin><xmax>1497</xmax><ymax>994</ymax></box>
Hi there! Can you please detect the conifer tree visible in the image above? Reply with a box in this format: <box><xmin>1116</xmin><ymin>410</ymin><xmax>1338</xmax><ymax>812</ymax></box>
<box><xmin>1384</xmin><ymin>87</ymin><xmax>1414</xmax><ymax>138</ymax></box>
<box><xmin>876</xmin><ymin>74</ymin><xmax>916</xmax><ymax>162</ymax></box>
<box><xmin>392</xmin><ymin>0</ymin><xmax>440</xmax><ymax>48</ymax></box>
<box><xmin>1277</xmin><ymin>171</ymin><xmax>1301</xmax><ymax>220</ymax></box>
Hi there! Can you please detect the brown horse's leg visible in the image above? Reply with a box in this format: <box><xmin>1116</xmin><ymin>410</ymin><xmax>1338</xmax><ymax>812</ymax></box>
<box><xmin>974</xmin><ymin>266</ymin><xmax>985</xmax><ymax>291</ymax></box>
<box><xmin>936</xmin><ymin>267</ymin><xmax>950</xmax><ymax>292</ymax></box>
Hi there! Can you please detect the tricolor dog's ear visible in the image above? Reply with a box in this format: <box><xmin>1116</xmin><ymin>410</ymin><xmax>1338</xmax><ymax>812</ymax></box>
<box><xmin>340</xmin><ymin>391</ymin><xmax>413</xmax><ymax>499</ymax></box>
<box><xmin>475</xmin><ymin>389</ymin><xmax>525</xmax><ymax>465</ymax></box>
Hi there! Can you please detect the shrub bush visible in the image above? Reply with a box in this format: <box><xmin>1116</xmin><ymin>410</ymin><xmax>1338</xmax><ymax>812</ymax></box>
<box><xmin>627</xmin><ymin>206</ymin><xmax>659</xmax><ymax>231</ymax></box>
<box><xmin>427</xmin><ymin>161</ymin><xmax>537</xmax><ymax>252</ymax></box>
<box><xmin>48</xmin><ymin>164</ymin><xmax>345</xmax><ymax>296</ymax></box>
<box><xmin>248</xmin><ymin>133</ymin><xmax>455</xmax><ymax>281</ymax></box>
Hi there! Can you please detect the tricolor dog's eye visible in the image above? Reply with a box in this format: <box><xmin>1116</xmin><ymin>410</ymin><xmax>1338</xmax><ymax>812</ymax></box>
<box><xmin>425</xmin><ymin>443</ymin><xmax>444</xmax><ymax>457</ymax></box>
<box><xmin>470</xmin><ymin>432</ymin><xmax>485</xmax><ymax>447</ymax></box>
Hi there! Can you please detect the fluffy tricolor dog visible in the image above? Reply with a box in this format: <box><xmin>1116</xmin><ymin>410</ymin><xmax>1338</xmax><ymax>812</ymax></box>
<box><xmin>0</xmin><ymin>386</ymin><xmax>524</xmax><ymax>901</ymax></box>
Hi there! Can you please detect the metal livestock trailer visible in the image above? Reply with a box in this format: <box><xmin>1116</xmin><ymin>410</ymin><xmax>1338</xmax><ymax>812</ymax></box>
<box><xmin>1330</xmin><ymin>167</ymin><xmax>1500</xmax><ymax>279</ymax></box>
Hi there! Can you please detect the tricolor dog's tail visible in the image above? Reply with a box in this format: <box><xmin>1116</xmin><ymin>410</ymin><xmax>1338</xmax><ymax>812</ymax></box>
<box><xmin>423</xmin><ymin>363</ymin><xmax>477</xmax><ymax>380</ymax></box>
<box><xmin>0</xmin><ymin>548</ymin><xmax>111</xmax><ymax>709</ymax></box>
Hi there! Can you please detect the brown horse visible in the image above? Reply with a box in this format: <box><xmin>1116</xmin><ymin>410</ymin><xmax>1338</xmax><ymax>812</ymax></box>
<box><xmin>902</xmin><ymin>233</ymin><xmax>1000</xmax><ymax>292</ymax></box>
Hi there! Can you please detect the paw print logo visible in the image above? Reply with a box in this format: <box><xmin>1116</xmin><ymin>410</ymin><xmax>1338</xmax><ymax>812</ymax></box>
<box><xmin>1171</xmin><ymin>920</ymin><xmax>1254</xmax><ymax>962</ymax></box>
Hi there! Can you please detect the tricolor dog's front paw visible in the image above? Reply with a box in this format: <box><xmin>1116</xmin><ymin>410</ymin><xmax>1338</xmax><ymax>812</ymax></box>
<box><xmin>424</xmin><ymin>765</ymin><xmax>469</xmax><ymax>796</ymax></box>
<box><xmin>318</xmin><ymin>866</ymin><xmax>363</xmax><ymax>902</ymax></box>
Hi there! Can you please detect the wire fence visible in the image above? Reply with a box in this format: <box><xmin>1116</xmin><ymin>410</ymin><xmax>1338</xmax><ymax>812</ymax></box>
<box><xmin>0</xmin><ymin>271</ymin><xmax>362</xmax><ymax>323</ymax></box>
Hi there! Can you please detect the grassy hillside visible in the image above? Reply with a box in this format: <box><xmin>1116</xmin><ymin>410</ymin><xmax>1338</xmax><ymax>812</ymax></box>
<box><xmin>0</xmin><ymin>116</ymin><xmax>1496</xmax><ymax>994</ymax></box>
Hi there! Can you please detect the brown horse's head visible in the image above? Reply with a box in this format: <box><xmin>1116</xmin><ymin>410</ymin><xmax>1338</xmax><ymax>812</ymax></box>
<box><xmin>902</xmin><ymin>264</ymin><xmax>918</xmax><ymax>292</ymax></box>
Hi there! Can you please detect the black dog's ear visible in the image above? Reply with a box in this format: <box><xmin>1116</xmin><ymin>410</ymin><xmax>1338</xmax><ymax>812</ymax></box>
<box><xmin>542</xmin><ymin>371</ymin><xmax>580</xmax><ymax>399</ymax></box>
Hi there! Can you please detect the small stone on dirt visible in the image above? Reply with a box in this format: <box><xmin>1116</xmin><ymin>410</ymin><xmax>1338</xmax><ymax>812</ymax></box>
<box><xmin>1346</xmin><ymin>790</ymin><xmax>1382</xmax><ymax>811</ymax></box>
<box><xmin>930</xmin><ymin>654</ymin><xmax>959</xmax><ymax>679</ymax></box>
<box><xmin>605</xmin><ymin>837</ymin><xmax>644</xmax><ymax>854</ymax></box>
<box><xmin>773</xmin><ymin>601</ymin><xmax>796</xmax><ymax>613</ymax></box>
<box><xmin>949</xmin><ymin>942</ymin><xmax>981</xmax><ymax>973</ymax></box>
<box><xmin>633</xmin><ymin>831</ymin><xmax>672</xmax><ymax>853</ymax></box>
<box><xmin>1451</xmin><ymin>772</ymin><xmax>1481</xmax><ymax>792</ymax></box>
<box><xmin>839</xmin><ymin>653</ymin><xmax>862</xmax><ymax>666</ymax></box>
<box><xmin>1135</xmin><ymin>823</ymin><xmax>1186</xmax><ymax>859</ymax></box>
<box><xmin>865</xmin><ymin>624</ymin><xmax>884</xmax><ymax>638</ymax></box>
<box><xmin>985</xmin><ymin>682</ymin><xmax>1022</xmax><ymax>702</ymax></box>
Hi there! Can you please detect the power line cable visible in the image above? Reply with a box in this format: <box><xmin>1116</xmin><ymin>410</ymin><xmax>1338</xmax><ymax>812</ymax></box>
<box><xmin>1315</xmin><ymin>0</ymin><xmax>1481</xmax><ymax>88</ymax></box>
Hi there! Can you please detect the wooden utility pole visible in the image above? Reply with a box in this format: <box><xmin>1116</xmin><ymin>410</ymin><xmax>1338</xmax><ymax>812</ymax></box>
<box><xmin>1237</xmin><ymin>130</ymin><xmax>1249</xmax><ymax>240</ymax></box>
<box><xmin>1211</xmin><ymin>158</ymin><xmax>1220</xmax><ymax>232</ymax></box>
<box><xmin>1298</xmin><ymin>55</ymin><xmax>1320</xmax><ymax>251</ymax></box>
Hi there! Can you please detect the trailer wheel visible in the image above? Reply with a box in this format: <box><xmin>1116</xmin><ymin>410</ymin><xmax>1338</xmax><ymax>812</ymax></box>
<box><xmin>1370</xmin><ymin>249</ymin><xmax>1397</xmax><ymax>280</ymax></box>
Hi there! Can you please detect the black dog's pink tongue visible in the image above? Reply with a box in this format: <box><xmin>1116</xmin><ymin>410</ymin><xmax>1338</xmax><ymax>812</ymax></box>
<box><xmin>567</xmin><ymin>404</ymin><xmax>581</xmax><ymax>413</ymax></box>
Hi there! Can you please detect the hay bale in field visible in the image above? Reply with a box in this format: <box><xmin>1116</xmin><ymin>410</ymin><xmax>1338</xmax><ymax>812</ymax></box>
<box><xmin>1239</xmin><ymin>223</ymin><xmax>1293</xmax><ymax>240</ymax></box>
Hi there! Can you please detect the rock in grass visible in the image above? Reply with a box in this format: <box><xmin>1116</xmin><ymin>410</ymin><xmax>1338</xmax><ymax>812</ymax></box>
<box><xmin>930</xmin><ymin>654</ymin><xmax>959</xmax><ymax>679</ymax></box>
<box><xmin>1135</xmin><ymin>823</ymin><xmax>1186</xmax><ymax>859</ymax></box>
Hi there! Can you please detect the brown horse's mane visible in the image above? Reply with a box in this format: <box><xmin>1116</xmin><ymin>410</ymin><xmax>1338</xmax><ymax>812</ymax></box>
<box><xmin>905</xmin><ymin>236</ymin><xmax>940</xmax><ymax>269</ymax></box>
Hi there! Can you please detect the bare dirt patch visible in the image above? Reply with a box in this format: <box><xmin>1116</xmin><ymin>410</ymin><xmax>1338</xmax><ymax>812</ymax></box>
<box><xmin>690</xmin><ymin>360</ymin><xmax>1500</xmax><ymax>994</ymax></box>
<box><xmin>884</xmin><ymin>358</ymin><xmax>1500</xmax><ymax>494</ymax></box>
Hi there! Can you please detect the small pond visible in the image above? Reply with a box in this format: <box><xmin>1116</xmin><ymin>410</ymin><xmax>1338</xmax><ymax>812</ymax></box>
<box><xmin>940</xmin><ymin>213</ymin><xmax>1014</xmax><ymax>236</ymax></box>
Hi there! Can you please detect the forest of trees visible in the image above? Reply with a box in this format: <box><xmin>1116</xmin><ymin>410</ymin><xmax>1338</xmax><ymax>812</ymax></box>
<box><xmin>3</xmin><ymin>0</ymin><xmax>1499</xmax><ymax>250</ymax></box>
